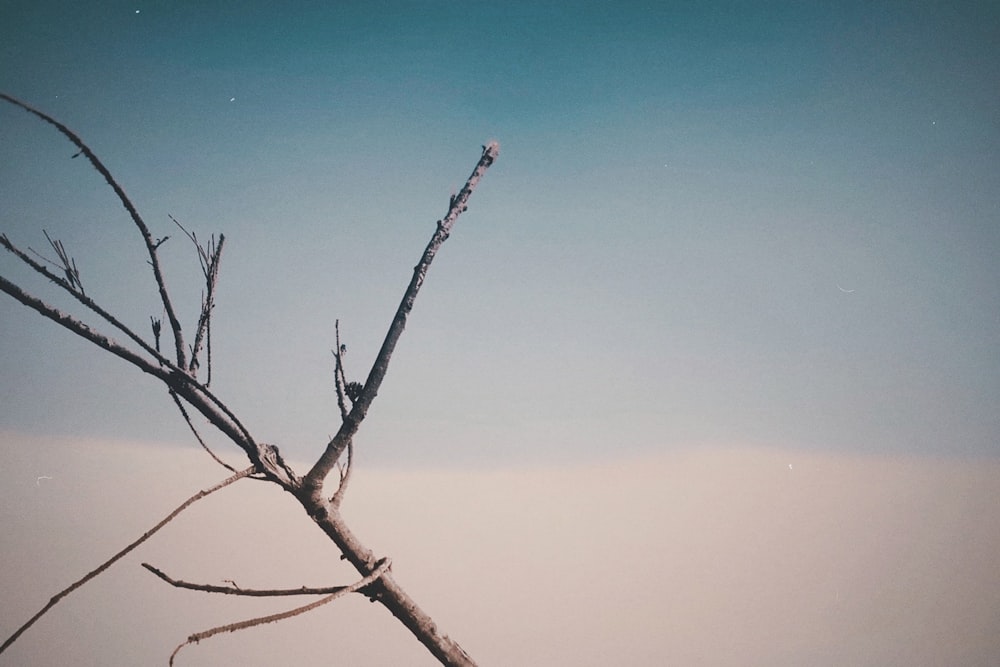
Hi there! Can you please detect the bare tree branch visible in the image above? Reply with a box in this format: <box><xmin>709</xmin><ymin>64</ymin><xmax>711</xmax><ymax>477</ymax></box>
<box><xmin>0</xmin><ymin>466</ymin><xmax>255</xmax><ymax>655</ymax></box>
<box><xmin>301</xmin><ymin>141</ymin><xmax>500</xmax><ymax>498</ymax></box>
<box><xmin>167</xmin><ymin>558</ymin><xmax>392</xmax><ymax>666</ymax></box>
<box><xmin>141</xmin><ymin>562</ymin><xmax>376</xmax><ymax>597</ymax></box>
<box><xmin>2</xmin><ymin>95</ymin><xmax>495</xmax><ymax>666</ymax></box>
<box><xmin>0</xmin><ymin>92</ymin><xmax>188</xmax><ymax>367</ymax></box>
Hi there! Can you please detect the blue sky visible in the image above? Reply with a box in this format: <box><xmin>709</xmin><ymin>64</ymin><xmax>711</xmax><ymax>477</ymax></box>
<box><xmin>2</xmin><ymin>1</ymin><xmax>998</xmax><ymax>466</ymax></box>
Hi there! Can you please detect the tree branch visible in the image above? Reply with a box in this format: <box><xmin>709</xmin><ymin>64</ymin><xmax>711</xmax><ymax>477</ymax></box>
<box><xmin>167</xmin><ymin>558</ymin><xmax>392</xmax><ymax>666</ymax></box>
<box><xmin>0</xmin><ymin>466</ymin><xmax>255</xmax><ymax>655</ymax></box>
<box><xmin>38</xmin><ymin>230</ymin><xmax>85</xmax><ymax>295</ymax></box>
<box><xmin>140</xmin><ymin>562</ymin><xmax>376</xmax><ymax>597</ymax></box>
<box><xmin>301</xmin><ymin>141</ymin><xmax>499</xmax><ymax>498</ymax></box>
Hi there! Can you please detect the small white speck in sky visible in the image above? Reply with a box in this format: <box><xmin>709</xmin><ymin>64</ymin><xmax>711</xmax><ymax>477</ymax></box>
<box><xmin>230</xmin><ymin>97</ymin><xmax>236</xmax><ymax>102</ymax></box>
<box><xmin>788</xmin><ymin>464</ymin><xmax>793</xmax><ymax>470</ymax></box>
<box><xmin>36</xmin><ymin>475</ymin><xmax>53</xmax><ymax>486</ymax></box>
<box><xmin>837</xmin><ymin>284</ymin><xmax>855</xmax><ymax>293</ymax></box>
<box><xmin>135</xmin><ymin>9</ymin><xmax>140</xmax><ymax>14</ymax></box>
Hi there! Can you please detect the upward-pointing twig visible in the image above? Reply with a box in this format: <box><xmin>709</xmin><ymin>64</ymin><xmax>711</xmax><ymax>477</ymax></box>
<box><xmin>170</xmin><ymin>215</ymin><xmax>224</xmax><ymax>381</ymax></box>
<box><xmin>35</xmin><ymin>230</ymin><xmax>85</xmax><ymax>295</ymax></box>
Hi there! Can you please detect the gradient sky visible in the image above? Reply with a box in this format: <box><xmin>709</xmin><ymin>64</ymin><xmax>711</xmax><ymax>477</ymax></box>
<box><xmin>2</xmin><ymin>2</ymin><xmax>998</xmax><ymax>469</ymax></box>
<box><xmin>3</xmin><ymin>4</ymin><xmax>1000</xmax><ymax>666</ymax></box>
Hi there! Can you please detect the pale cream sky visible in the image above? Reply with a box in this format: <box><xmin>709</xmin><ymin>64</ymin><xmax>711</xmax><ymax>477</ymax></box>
<box><xmin>2</xmin><ymin>434</ymin><xmax>998</xmax><ymax>665</ymax></box>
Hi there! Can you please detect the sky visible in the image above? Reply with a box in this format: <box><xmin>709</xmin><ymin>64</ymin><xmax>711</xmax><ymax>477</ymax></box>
<box><xmin>1</xmin><ymin>2</ymin><xmax>998</xmax><ymax>465</ymax></box>
<box><xmin>1</xmin><ymin>1</ymin><xmax>999</xmax><ymax>664</ymax></box>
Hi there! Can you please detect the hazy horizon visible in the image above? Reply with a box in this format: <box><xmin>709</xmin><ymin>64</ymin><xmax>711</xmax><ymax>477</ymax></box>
<box><xmin>2</xmin><ymin>433</ymin><xmax>999</xmax><ymax>665</ymax></box>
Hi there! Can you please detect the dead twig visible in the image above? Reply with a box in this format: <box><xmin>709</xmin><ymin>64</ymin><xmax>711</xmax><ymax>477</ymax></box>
<box><xmin>170</xmin><ymin>214</ymin><xmax>224</xmax><ymax>382</ymax></box>
<box><xmin>168</xmin><ymin>558</ymin><xmax>391</xmax><ymax>666</ymax></box>
<box><xmin>0</xmin><ymin>466</ymin><xmax>255</xmax><ymax>654</ymax></box>
<box><xmin>169</xmin><ymin>390</ymin><xmax>237</xmax><ymax>472</ymax></box>
<box><xmin>24</xmin><ymin>229</ymin><xmax>85</xmax><ymax>295</ymax></box>
<box><xmin>330</xmin><ymin>439</ymin><xmax>354</xmax><ymax>508</ymax></box>
<box><xmin>141</xmin><ymin>562</ymin><xmax>373</xmax><ymax>597</ymax></box>
<box><xmin>332</xmin><ymin>320</ymin><xmax>350</xmax><ymax>421</ymax></box>
<box><xmin>329</xmin><ymin>321</ymin><xmax>355</xmax><ymax>506</ymax></box>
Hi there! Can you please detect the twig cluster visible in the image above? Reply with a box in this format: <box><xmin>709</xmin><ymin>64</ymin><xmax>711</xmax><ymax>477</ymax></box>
<box><xmin>28</xmin><ymin>230</ymin><xmax>85</xmax><ymax>295</ymax></box>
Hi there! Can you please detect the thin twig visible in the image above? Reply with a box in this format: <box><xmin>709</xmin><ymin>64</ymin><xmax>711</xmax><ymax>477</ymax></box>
<box><xmin>151</xmin><ymin>316</ymin><xmax>163</xmax><ymax>354</ymax></box>
<box><xmin>141</xmin><ymin>562</ymin><xmax>372</xmax><ymax>597</ymax></box>
<box><xmin>41</xmin><ymin>230</ymin><xmax>84</xmax><ymax>295</ymax></box>
<box><xmin>191</xmin><ymin>236</ymin><xmax>223</xmax><ymax>379</ymax></box>
<box><xmin>170</xmin><ymin>390</ymin><xmax>237</xmax><ymax>472</ymax></box>
<box><xmin>171</xmin><ymin>215</ymin><xmax>224</xmax><ymax>380</ymax></box>
<box><xmin>205</xmin><ymin>304</ymin><xmax>213</xmax><ymax>386</ymax></box>
<box><xmin>0</xmin><ymin>466</ymin><xmax>255</xmax><ymax>655</ymax></box>
<box><xmin>168</xmin><ymin>558</ymin><xmax>391</xmax><ymax>666</ymax></box>
<box><xmin>332</xmin><ymin>320</ymin><xmax>350</xmax><ymax>421</ymax></box>
<box><xmin>330</xmin><ymin>440</ymin><xmax>353</xmax><ymax>508</ymax></box>
<box><xmin>23</xmin><ymin>230</ymin><xmax>85</xmax><ymax>295</ymax></box>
